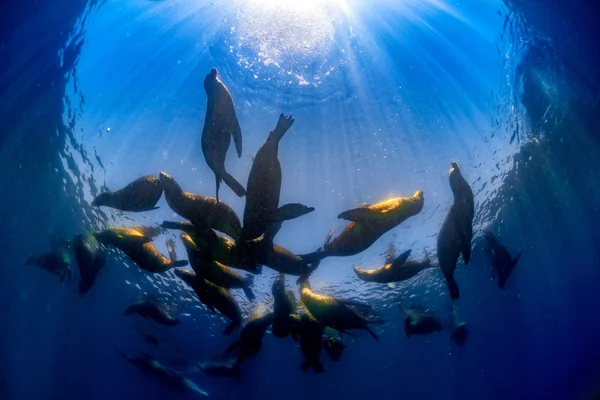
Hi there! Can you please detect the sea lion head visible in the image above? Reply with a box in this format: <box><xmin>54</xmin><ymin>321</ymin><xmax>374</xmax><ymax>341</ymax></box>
<box><xmin>448</xmin><ymin>161</ymin><xmax>466</xmax><ymax>193</ymax></box>
<box><xmin>91</xmin><ymin>192</ymin><xmax>111</xmax><ymax>207</ymax></box>
<box><xmin>204</xmin><ymin>68</ymin><xmax>220</xmax><ymax>92</ymax></box>
<box><xmin>271</xmin><ymin>273</ymin><xmax>285</xmax><ymax>296</ymax></box>
<box><xmin>159</xmin><ymin>172</ymin><xmax>183</xmax><ymax>196</ymax></box>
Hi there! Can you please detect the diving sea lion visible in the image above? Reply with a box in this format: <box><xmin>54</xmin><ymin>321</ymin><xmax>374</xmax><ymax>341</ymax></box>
<box><xmin>353</xmin><ymin>248</ymin><xmax>439</xmax><ymax>283</ymax></box>
<box><xmin>241</xmin><ymin>113</ymin><xmax>314</xmax><ymax>241</ymax></box>
<box><xmin>290</xmin><ymin>312</ymin><xmax>325</xmax><ymax>373</ymax></box>
<box><xmin>26</xmin><ymin>250</ymin><xmax>72</xmax><ymax>282</ymax></box>
<box><xmin>202</xmin><ymin>68</ymin><xmax>245</xmax><ymax>200</ymax></box>
<box><xmin>119</xmin><ymin>350</ymin><xmax>208</xmax><ymax>396</ymax></box>
<box><xmin>224</xmin><ymin>312</ymin><xmax>274</xmax><ymax>363</ymax></box>
<box><xmin>94</xmin><ymin>227</ymin><xmax>188</xmax><ymax>273</ymax></box>
<box><xmin>299</xmin><ymin>278</ymin><xmax>384</xmax><ymax>341</ymax></box>
<box><xmin>198</xmin><ymin>356</ymin><xmax>241</xmax><ymax>382</ymax></box>
<box><xmin>92</xmin><ymin>175</ymin><xmax>163</xmax><ymax>212</ymax></box>
<box><xmin>484</xmin><ymin>230</ymin><xmax>522</xmax><ymax>289</ymax></box>
<box><xmin>402</xmin><ymin>307</ymin><xmax>443</xmax><ymax>338</ymax></box>
<box><xmin>159</xmin><ymin>172</ymin><xmax>242</xmax><ymax>239</ymax></box>
<box><xmin>72</xmin><ymin>233</ymin><xmax>106</xmax><ymax>296</ymax></box>
<box><xmin>323</xmin><ymin>327</ymin><xmax>345</xmax><ymax>362</ymax></box>
<box><xmin>123</xmin><ymin>300</ymin><xmax>180</xmax><ymax>326</ymax></box>
<box><xmin>174</xmin><ymin>269</ymin><xmax>242</xmax><ymax>335</ymax></box>
<box><xmin>271</xmin><ymin>273</ymin><xmax>297</xmax><ymax>338</ymax></box>
<box><xmin>180</xmin><ymin>233</ymin><xmax>255</xmax><ymax>301</ymax></box>
<box><xmin>436</xmin><ymin>162</ymin><xmax>474</xmax><ymax>300</ymax></box>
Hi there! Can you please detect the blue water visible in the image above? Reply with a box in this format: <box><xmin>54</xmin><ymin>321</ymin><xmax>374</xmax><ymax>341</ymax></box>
<box><xmin>1</xmin><ymin>0</ymin><xmax>600</xmax><ymax>399</ymax></box>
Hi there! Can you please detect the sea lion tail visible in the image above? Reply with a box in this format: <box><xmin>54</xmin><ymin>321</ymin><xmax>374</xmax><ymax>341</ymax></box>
<box><xmin>221</xmin><ymin>172</ymin><xmax>246</xmax><ymax>198</ymax></box>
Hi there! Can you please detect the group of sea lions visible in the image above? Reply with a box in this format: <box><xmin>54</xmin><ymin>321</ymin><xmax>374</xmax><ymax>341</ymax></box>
<box><xmin>25</xmin><ymin>67</ymin><xmax>523</xmax><ymax>394</ymax></box>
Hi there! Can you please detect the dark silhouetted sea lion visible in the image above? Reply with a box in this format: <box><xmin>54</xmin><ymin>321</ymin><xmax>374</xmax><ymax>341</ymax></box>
<box><xmin>290</xmin><ymin>312</ymin><xmax>325</xmax><ymax>373</ymax></box>
<box><xmin>353</xmin><ymin>249</ymin><xmax>439</xmax><ymax>283</ymax></box>
<box><xmin>198</xmin><ymin>356</ymin><xmax>241</xmax><ymax>382</ymax></box>
<box><xmin>159</xmin><ymin>172</ymin><xmax>242</xmax><ymax>239</ymax></box>
<box><xmin>92</xmin><ymin>175</ymin><xmax>163</xmax><ymax>212</ymax></box>
<box><xmin>123</xmin><ymin>300</ymin><xmax>180</xmax><ymax>326</ymax></box>
<box><xmin>436</xmin><ymin>162</ymin><xmax>474</xmax><ymax>300</ymax></box>
<box><xmin>450</xmin><ymin>303</ymin><xmax>468</xmax><ymax>345</ymax></box>
<box><xmin>174</xmin><ymin>269</ymin><xmax>242</xmax><ymax>335</ymax></box>
<box><xmin>402</xmin><ymin>307</ymin><xmax>443</xmax><ymax>338</ymax></box>
<box><xmin>202</xmin><ymin>68</ymin><xmax>245</xmax><ymax>200</ymax></box>
<box><xmin>484</xmin><ymin>230</ymin><xmax>522</xmax><ymax>289</ymax></box>
<box><xmin>72</xmin><ymin>233</ymin><xmax>106</xmax><ymax>296</ymax></box>
<box><xmin>224</xmin><ymin>312</ymin><xmax>274</xmax><ymax>363</ymax></box>
<box><xmin>26</xmin><ymin>249</ymin><xmax>72</xmax><ymax>282</ymax></box>
<box><xmin>271</xmin><ymin>273</ymin><xmax>297</xmax><ymax>338</ymax></box>
<box><xmin>323</xmin><ymin>327</ymin><xmax>345</xmax><ymax>362</ymax></box>
<box><xmin>299</xmin><ymin>278</ymin><xmax>384</xmax><ymax>341</ymax></box>
<box><xmin>119</xmin><ymin>349</ymin><xmax>208</xmax><ymax>396</ymax></box>
<box><xmin>180</xmin><ymin>233</ymin><xmax>255</xmax><ymax>301</ymax></box>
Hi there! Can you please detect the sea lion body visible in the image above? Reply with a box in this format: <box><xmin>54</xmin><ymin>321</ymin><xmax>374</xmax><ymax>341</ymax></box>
<box><xmin>175</xmin><ymin>269</ymin><xmax>242</xmax><ymax>335</ymax></box>
<box><xmin>271</xmin><ymin>273</ymin><xmax>297</xmax><ymax>338</ymax></box>
<box><xmin>92</xmin><ymin>175</ymin><xmax>163</xmax><ymax>212</ymax></box>
<box><xmin>353</xmin><ymin>249</ymin><xmax>438</xmax><ymax>283</ymax></box>
<box><xmin>159</xmin><ymin>172</ymin><xmax>241</xmax><ymax>239</ymax></box>
<box><xmin>25</xmin><ymin>250</ymin><xmax>72</xmax><ymax>282</ymax></box>
<box><xmin>484</xmin><ymin>231</ymin><xmax>522</xmax><ymax>289</ymax></box>
<box><xmin>299</xmin><ymin>280</ymin><xmax>382</xmax><ymax>341</ymax></box>
<box><xmin>323</xmin><ymin>327</ymin><xmax>345</xmax><ymax>362</ymax></box>
<box><xmin>224</xmin><ymin>312</ymin><xmax>274</xmax><ymax>363</ymax></box>
<box><xmin>202</xmin><ymin>68</ymin><xmax>245</xmax><ymax>200</ymax></box>
<box><xmin>123</xmin><ymin>300</ymin><xmax>180</xmax><ymax>326</ymax></box>
<box><xmin>402</xmin><ymin>308</ymin><xmax>443</xmax><ymax>338</ymax></box>
<box><xmin>72</xmin><ymin>234</ymin><xmax>106</xmax><ymax>296</ymax></box>
<box><xmin>291</xmin><ymin>312</ymin><xmax>325</xmax><ymax>373</ymax></box>
<box><xmin>198</xmin><ymin>357</ymin><xmax>241</xmax><ymax>382</ymax></box>
<box><xmin>437</xmin><ymin>162</ymin><xmax>474</xmax><ymax>300</ymax></box>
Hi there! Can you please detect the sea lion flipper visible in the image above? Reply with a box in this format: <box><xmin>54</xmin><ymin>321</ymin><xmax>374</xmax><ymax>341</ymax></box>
<box><xmin>221</xmin><ymin>171</ymin><xmax>246</xmax><ymax>198</ymax></box>
<box><xmin>461</xmin><ymin>243</ymin><xmax>472</xmax><ymax>265</ymax></box>
<box><xmin>271</xmin><ymin>113</ymin><xmax>295</xmax><ymax>143</ymax></box>
<box><xmin>224</xmin><ymin>340</ymin><xmax>241</xmax><ymax>354</ymax></box>
<box><xmin>392</xmin><ymin>249</ymin><xmax>412</xmax><ymax>267</ymax></box>
<box><xmin>337</xmin><ymin>206</ymin><xmax>380</xmax><ymax>222</ymax></box>
<box><xmin>232</xmin><ymin>117</ymin><xmax>243</xmax><ymax>158</ymax></box>
<box><xmin>276</xmin><ymin>203</ymin><xmax>315</xmax><ymax>222</ymax></box>
<box><xmin>173</xmin><ymin>260</ymin><xmax>188</xmax><ymax>267</ymax></box>
<box><xmin>512</xmin><ymin>251</ymin><xmax>522</xmax><ymax>268</ymax></box>
<box><xmin>338</xmin><ymin>299</ymin><xmax>371</xmax><ymax>309</ymax></box>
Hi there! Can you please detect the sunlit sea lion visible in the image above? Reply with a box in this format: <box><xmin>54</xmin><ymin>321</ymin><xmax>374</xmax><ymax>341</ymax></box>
<box><xmin>123</xmin><ymin>300</ymin><xmax>180</xmax><ymax>326</ymax></box>
<box><xmin>271</xmin><ymin>273</ymin><xmax>297</xmax><ymax>338</ymax></box>
<box><xmin>299</xmin><ymin>278</ymin><xmax>384</xmax><ymax>341</ymax></box>
<box><xmin>92</xmin><ymin>175</ymin><xmax>163</xmax><ymax>212</ymax></box>
<box><xmin>94</xmin><ymin>227</ymin><xmax>188</xmax><ymax>273</ymax></box>
<box><xmin>436</xmin><ymin>162</ymin><xmax>474</xmax><ymax>300</ymax></box>
<box><xmin>484</xmin><ymin>230</ymin><xmax>522</xmax><ymax>289</ymax></box>
<box><xmin>198</xmin><ymin>356</ymin><xmax>241</xmax><ymax>382</ymax></box>
<box><xmin>25</xmin><ymin>250</ymin><xmax>72</xmax><ymax>282</ymax></box>
<box><xmin>323</xmin><ymin>327</ymin><xmax>345</xmax><ymax>362</ymax></box>
<box><xmin>290</xmin><ymin>312</ymin><xmax>325</xmax><ymax>373</ymax></box>
<box><xmin>202</xmin><ymin>68</ymin><xmax>245</xmax><ymax>201</ymax></box>
<box><xmin>224</xmin><ymin>312</ymin><xmax>274</xmax><ymax>363</ymax></box>
<box><xmin>159</xmin><ymin>172</ymin><xmax>241</xmax><ymax>239</ymax></box>
<box><xmin>174</xmin><ymin>268</ymin><xmax>242</xmax><ymax>335</ymax></box>
<box><xmin>119</xmin><ymin>350</ymin><xmax>208</xmax><ymax>397</ymax></box>
<box><xmin>72</xmin><ymin>233</ymin><xmax>106</xmax><ymax>296</ymax></box>
<box><xmin>303</xmin><ymin>191</ymin><xmax>424</xmax><ymax>264</ymax></box>
<box><xmin>180</xmin><ymin>233</ymin><xmax>255</xmax><ymax>301</ymax></box>
<box><xmin>402</xmin><ymin>307</ymin><xmax>443</xmax><ymax>338</ymax></box>
<box><xmin>353</xmin><ymin>248</ymin><xmax>438</xmax><ymax>283</ymax></box>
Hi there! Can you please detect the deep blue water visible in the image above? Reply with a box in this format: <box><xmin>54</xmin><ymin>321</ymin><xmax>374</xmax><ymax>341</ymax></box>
<box><xmin>1</xmin><ymin>0</ymin><xmax>600</xmax><ymax>399</ymax></box>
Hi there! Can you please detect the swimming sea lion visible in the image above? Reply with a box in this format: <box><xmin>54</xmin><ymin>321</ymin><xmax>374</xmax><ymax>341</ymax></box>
<box><xmin>436</xmin><ymin>162</ymin><xmax>474</xmax><ymax>300</ymax></box>
<box><xmin>323</xmin><ymin>327</ymin><xmax>345</xmax><ymax>362</ymax></box>
<box><xmin>202</xmin><ymin>67</ymin><xmax>245</xmax><ymax>201</ymax></box>
<box><xmin>290</xmin><ymin>312</ymin><xmax>325</xmax><ymax>373</ymax></box>
<box><xmin>271</xmin><ymin>273</ymin><xmax>297</xmax><ymax>338</ymax></box>
<box><xmin>180</xmin><ymin>233</ymin><xmax>255</xmax><ymax>301</ymax></box>
<box><xmin>159</xmin><ymin>172</ymin><xmax>242</xmax><ymax>239</ymax></box>
<box><xmin>174</xmin><ymin>269</ymin><xmax>242</xmax><ymax>335</ymax></box>
<box><xmin>198</xmin><ymin>356</ymin><xmax>241</xmax><ymax>382</ymax></box>
<box><xmin>94</xmin><ymin>227</ymin><xmax>188</xmax><ymax>273</ymax></box>
<box><xmin>402</xmin><ymin>307</ymin><xmax>443</xmax><ymax>338</ymax></box>
<box><xmin>450</xmin><ymin>303</ymin><xmax>468</xmax><ymax>345</ymax></box>
<box><xmin>484</xmin><ymin>230</ymin><xmax>522</xmax><ymax>289</ymax></box>
<box><xmin>224</xmin><ymin>312</ymin><xmax>274</xmax><ymax>363</ymax></box>
<box><xmin>353</xmin><ymin>249</ymin><xmax>438</xmax><ymax>283</ymax></box>
<box><xmin>123</xmin><ymin>300</ymin><xmax>180</xmax><ymax>326</ymax></box>
<box><xmin>26</xmin><ymin>249</ymin><xmax>72</xmax><ymax>282</ymax></box>
<box><xmin>119</xmin><ymin>350</ymin><xmax>208</xmax><ymax>396</ymax></box>
<box><xmin>72</xmin><ymin>233</ymin><xmax>106</xmax><ymax>296</ymax></box>
<box><xmin>299</xmin><ymin>278</ymin><xmax>383</xmax><ymax>341</ymax></box>
<box><xmin>303</xmin><ymin>190</ymin><xmax>424</xmax><ymax>264</ymax></box>
<box><xmin>92</xmin><ymin>175</ymin><xmax>163</xmax><ymax>212</ymax></box>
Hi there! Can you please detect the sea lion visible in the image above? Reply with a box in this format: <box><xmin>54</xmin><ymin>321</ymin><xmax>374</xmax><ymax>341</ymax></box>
<box><xmin>224</xmin><ymin>312</ymin><xmax>274</xmax><ymax>363</ymax></box>
<box><xmin>299</xmin><ymin>278</ymin><xmax>384</xmax><ymax>341</ymax></box>
<box><xmin>180</xmin><ymin>233</ymin><xmax>255</xmax><ymax>301</ymax></box>
<box><xmin>174</xmin><ymin>269</ymin><xmax>242</xmax><ymax>335</ymax></box>
<box><xmin>271</xmin><ymin>273</ymin><xmax>297</xmax><ymax>338</ymax></box>
<box><xmin>303</xmin><ymin>190</ymin><xmax>424</xmax><ymax>264</ymax></box>
<box><xmin>202</xmin><ymin>67</ymin><xmax>245</xmax><ymax>201</ymax></box>
<box><xmin>241</xmin><ymin>113</ymin><xmax>314</xmax><ymax>241</ymax></box>
<box><xmin>25</xmin><ymin>249</ymin><xmax>72</xmax><ymax>282</ymax></box>
<box><xmin>484</xmin><ymin>230</ymin><xmax>522</xmax><ymax>289</ymax></box>
<box><xmin>123</xmin><ymin>300</ymin><xmax>180</xmax><ymax>326</ymax></box>
<box><xmin>72</xmin><ymin>233</ymin><xmax>106</xmax><ymax>296</ymax></box>
<box><xmin>92</xmin><ymin>175</ymin><xmax>163</xmax><ymax>212</ymax></box>
<box><xmin>353</xmin><ymin>249</ymin><xmax>439</xmax><ymax>283</ymax></box>
<box><xmin>450</xmin><ymin>303</ymin><xmax>468</xmax><ymax>345</ymax></box>
<box><xmin>198</xmin><ymin>356</ymin><xmax>241</xmax><ymax>382</ymax></box>
<box><xmin>119</xmin><ymin>350</ymin><xmax>208</xmax><ymax>396</ymax></box>
<box><xmin>323</xmin><ymin>327</ymin><xmax>345</xmax><ymax>362</ymax></box>
<box><xmin>436</xmin><ymin>162</ymin><xmax>474</xmax><ymax>300</ymax></box>
<box><xmin>94</xmin><ymin>227</ymin><xmax>188</xmax><ymax>273</ymax></box>
<box><xmin>159</xmin><ymin>172</ymin><xmax>242</xmax><ymax>239</ymax></box>
<box><xmin>402</xmin><ymin>307</ymin><xmax>443</xmax><ymax>338</ymax></box>
<box><xmin>290</xmin><ymin>312</ymin><xmax>325</xmax><ymax>373</ymax></box>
